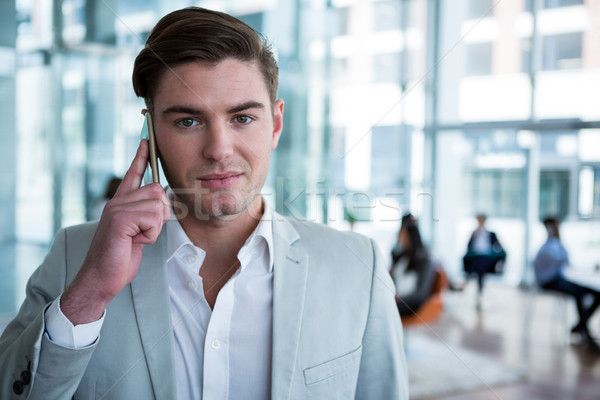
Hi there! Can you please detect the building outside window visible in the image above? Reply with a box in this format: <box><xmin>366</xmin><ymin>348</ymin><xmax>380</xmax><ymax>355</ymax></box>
<box><xmin>539</xmin><ymin>170</ymin><xmax>570</xmax><ymax>219</ymax></box>
<box><xmin>466</xmin><ymin>42</ymin><xmax>493</xmax><ymax>76</ymax></box>
<box><xmin>542</xmin><ymin>32</ymin><xmax>583</xmax><ymax>70</ymax></box>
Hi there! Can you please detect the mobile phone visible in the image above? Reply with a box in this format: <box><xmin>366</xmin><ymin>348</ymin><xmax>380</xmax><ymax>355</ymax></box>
<box><xmin>140</xmin><ymin>113</ymin><xmax>160</xmax><ymax>184</ymax></box>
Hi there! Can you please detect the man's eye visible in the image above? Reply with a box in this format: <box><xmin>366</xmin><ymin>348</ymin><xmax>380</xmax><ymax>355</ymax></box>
<box><xmin>177</xmin><ymin>118</ymin><xmax>198</xmax><ymax>128</ymax></box>
<box><xmin>234</xmin><ymin>115</ymin><xmax>252</xmax><ymax>124</ymax></box>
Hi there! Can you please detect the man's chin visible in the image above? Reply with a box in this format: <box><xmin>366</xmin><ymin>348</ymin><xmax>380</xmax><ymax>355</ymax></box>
<box><xmin>195</xmin><ymin>204</ymin><xmax>244</xmax><ymax>221</ymax></box>
<box><xmin>169</xmin><ymin>201</ymin><xmax>240</xmax><ymax>221</ymax></box>
<box><xmin>169</xmin><ymin>189</ymin><xmax>262</xmax><ymax>221</ymax></box>
<box><xmin>173</xmin><ymin>201</ymin><xmax>257</xmax><ymax>222</ymax></box>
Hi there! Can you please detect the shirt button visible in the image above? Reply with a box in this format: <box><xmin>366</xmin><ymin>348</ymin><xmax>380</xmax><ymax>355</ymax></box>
<box><xmin>188</xmin><ymin>280</ymin><xmax>198</xmax><ymax>289</ymax></box>
<box><xmin>211</xmin><ymin>339</ymin><xmax>221</xmax><ymax>349</ymax></box>
<box><xmin>185</xmin><ymin>255</ymin><xmax>197</xmax><ymax>264</ymax></box>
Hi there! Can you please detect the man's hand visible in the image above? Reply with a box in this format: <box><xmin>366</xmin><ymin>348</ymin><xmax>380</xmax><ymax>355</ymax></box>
<box><xmin>61</xmin><ymin>140</ymin><xmax>171</xmax><ymax>325</ymax></box>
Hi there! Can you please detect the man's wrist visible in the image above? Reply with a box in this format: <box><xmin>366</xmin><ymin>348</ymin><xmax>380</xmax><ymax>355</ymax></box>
<box><xmin>61</xmin><ymin>281</ymin><xmax>110</xmax><ymax>326</ymax></box>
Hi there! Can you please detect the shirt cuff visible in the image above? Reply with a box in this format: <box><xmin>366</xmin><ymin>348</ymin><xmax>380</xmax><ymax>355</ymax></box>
<box><xmin>44</xmin><ymin>296</ymin><xmax>105</xmax><ymax>348</ymax></box>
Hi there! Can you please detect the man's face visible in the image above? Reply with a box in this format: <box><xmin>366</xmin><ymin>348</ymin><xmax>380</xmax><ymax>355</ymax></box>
<box><xmin>476</xmin><ymin>216</ymin><xmax>486</xmax><ymax>228</ymax></box>
<box><xmin>152</xmin><ymin>59</ymin><xmax>284</xmax><ymax>219</ymax></box>
<box><xmin>546</xmin><ymin>221</ymin><xmax>559</xmax><ymax>237</ymax></box>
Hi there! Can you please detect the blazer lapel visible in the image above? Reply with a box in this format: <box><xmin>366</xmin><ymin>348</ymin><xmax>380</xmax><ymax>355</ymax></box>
<box><xmin>130</xmin><ymin>229</ymin><xmax>176</xmax><ymax>400</ymax></box>
<box><xmin>271</xmin><ymin>213</ymin><xmax>309</xmax><ymax>399</ymax></box>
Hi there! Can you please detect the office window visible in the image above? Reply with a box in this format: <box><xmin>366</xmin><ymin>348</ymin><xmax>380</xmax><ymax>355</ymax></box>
<box><xmin>544</xmin><ymin>0</ymin><xmax>583</xmax><ymax>8</ymax></box>
<box><xmin>542</xmin><ymin>32</ymin><xmax>582</xmax><ymax>70</ymax></box>
<box><xmin>590</xmin><ymin>167</ymin><xmax>600</xmax><ymax>218</ymax></box>
<box><xmin>324</xmin><ymin>126</ymin><xmax>346</xmax><ymax>191</ymax></box>
<box><xmin>331</xmin><ymin>6</ymin><xmax>350</xmax><ymax>36</ymax></box>
<box><xmin>370</xmin><ymin>125</ymin><xmax>409</xmax><ymax>196</ymax></box>
<box><xmin>465</xmin><ymin>42</ymin><xmax>493</xmax><ymax>76</ymax></box>
<box><xmin>539</xmin><ymin>131</ymin><xmax>578</xmax><ymax>156</ymax></box>
<box><xmin>372</xmin><ymin>52</ymin><xmax>401</xmax><ymax>83</ymax></box>
<box><xmin>331</xmin><ymin>57</ymin><xmax>349</xmax><ymax>85</ymax></box>
<box><xmin>117</xmin><ymin>0</ymin><xmax>155</xmax><ymax>15</ymax></box>
<box><xmin>469</xmin><ymin>0</ymin><xmax>495</xmax><ymax>18</ymax></box>
<box><xmin>373</xmin><ymin>1</ymin><xmax>402</xmax><ymax>32</ymax></box>
<box><xmin>238</xmin><ymin>13</ymin><xmax>263</xmax><ymax>35</ymax></box>
<box><xmin>578</xmin><ymin>166</ymin><xmax>600</xmax><ymax>217</ymax></box>
<box><xmin>539</xmin><ymin>170</ymin><xmax>570</xmax><ymax>220</ymax></box>
<box><xmin>464</xmin><ymin>170</ymin><xmax>525</xmax><ymax>218</ymax></box>
<box><xmin>62</xmin><ymin>0</ymin><xmax>86</xmax><ymax>44</ymax></box>
<box><xmin>521</xmin><ymin>38</ymin><xmax>532</xmax><ymax>73</ymax></box>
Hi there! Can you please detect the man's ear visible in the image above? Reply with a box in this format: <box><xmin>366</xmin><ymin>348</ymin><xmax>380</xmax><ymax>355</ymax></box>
<box><xmin>271</xmin><ymin>99</ymin><xmax>284</xmax><ymax>150</ymax></box>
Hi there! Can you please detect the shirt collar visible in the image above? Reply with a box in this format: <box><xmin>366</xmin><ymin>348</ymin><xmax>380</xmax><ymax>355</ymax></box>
<box><xmin>165</xmin><ymin>201</ymin><xmax>274</xmax><ymax>272</ymax></box>
<box><xmin>166</xmin><ymin>218</ymin><xmax>194</xmax><ymax>263</ymax></box>
<box><xmin>249</xmin><ymin>204</ymin><xmax>274</xmax><ymax>272</ymax></box>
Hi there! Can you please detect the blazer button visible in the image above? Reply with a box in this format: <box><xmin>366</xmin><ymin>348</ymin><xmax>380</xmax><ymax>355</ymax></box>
<box><xmin>21</xmin><ymin>370</ymin><xmax>31</xmax><ymax>385</ymax></box>
<box><xmin>13</xmin><ymin>380</ymin><xmax>24</xmax><ymax>395</ymax></box>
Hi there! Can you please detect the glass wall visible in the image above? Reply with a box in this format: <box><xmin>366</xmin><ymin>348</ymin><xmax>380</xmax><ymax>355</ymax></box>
<box><xmin>2</xmin><ymin>0</ymin><xmax>600</xmax><ymax>314</ymax></box>
<box><xmin>434</xmin><ymin>0</ymin><xmax>600</xmax><ymax>284</ymax></box>
<box><xmin>0</xmin><ymin>1</ymin><xmax>17</xmax><ymax>314</ymax></box>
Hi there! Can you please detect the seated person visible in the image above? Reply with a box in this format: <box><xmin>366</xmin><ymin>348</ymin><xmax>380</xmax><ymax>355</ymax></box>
<box><xmin>390</xmin><ymin>214</ymin><xmax>436</xmax><ymax>317</ymax></box>
<box><xmin>534</xmin><ymin>217</ymin><xmax>600</xmax><ymax>342</ymax></box>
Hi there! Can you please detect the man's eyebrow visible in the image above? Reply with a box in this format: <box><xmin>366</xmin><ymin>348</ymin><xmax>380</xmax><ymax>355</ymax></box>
<box><xmin>161</xmin><ymin>101</ymin><xmax>265</xmax><ymax>116</ymax></box>
<box><xmin>227</xmin><ymin>101</ymin><xmax>265</xmax><ymax>114</ymax></box>
<box><xmin>162</xmin><ymin>106</ymin><xmax>206</xmax><ymax>116</ymax></box>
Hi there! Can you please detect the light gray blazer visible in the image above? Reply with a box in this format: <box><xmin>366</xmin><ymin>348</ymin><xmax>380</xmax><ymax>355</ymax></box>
<box><xmin>0</xmin><ymin>212</ymin><xmax>408</xmax><ymax>399</ymax></box>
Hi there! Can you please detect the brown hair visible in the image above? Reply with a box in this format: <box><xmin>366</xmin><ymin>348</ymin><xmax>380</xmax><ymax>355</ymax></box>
<box><xmin>132</xmin><ymin>7</ymin><xmax>279</xmax><ymax>111</ymax></box>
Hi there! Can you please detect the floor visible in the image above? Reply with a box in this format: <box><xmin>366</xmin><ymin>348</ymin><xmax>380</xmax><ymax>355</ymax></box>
<box><xmin>412</xmin><ymin>280</ymin><xmax>600</xmax><ymax>400</ymax></box>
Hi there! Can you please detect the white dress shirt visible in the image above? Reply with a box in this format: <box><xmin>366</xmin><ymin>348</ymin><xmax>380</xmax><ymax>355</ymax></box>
<box><xmin>45</xmin><ymin>206</ymin><xmax>274</xmax><ymax>400</ymax></box>
<box><xmin>166</xmin><ymin>207</ymin><xmax>274</xmax><ymax>399</ymax></box>
<box><xmin>471</xmin><ymin>228</ymin><xmax>492</xmax><ymax>253</ymax></box>
<box><xmin>391</xmin><ymin>256</ymin><xmax>417</xmax><ymax>297</ymax></box>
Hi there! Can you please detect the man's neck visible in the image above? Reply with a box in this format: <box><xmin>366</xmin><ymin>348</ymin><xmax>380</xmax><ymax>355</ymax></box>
<box><xmin>175</xmin><ymin>196</ymin><xmax>265</xmax><ymax>309</ymax></box>
<box><xmin>176</xmin><ymin>196</ymin><xmax>264</xmax><ymax>256</ymax></box>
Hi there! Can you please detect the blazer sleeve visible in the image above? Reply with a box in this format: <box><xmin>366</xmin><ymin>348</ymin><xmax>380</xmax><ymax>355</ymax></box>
<box><xmin>0</xmin><ymin>228</ymin><xmax>97</xmax><ymax>400</ymax></box>
<box><xmin>490</xmin><ymin>232</ymin><xmax>504</xmax><ymax>252</ymax></box>
<box><xmin>355</xmin><ymin>239</ymin><xmax>409</xmax><ymax>400</ymax></box>
<box><xmin>466</xmin><ymin>233</ymin><xmax>475</xmax><ymax>251</ymax></box>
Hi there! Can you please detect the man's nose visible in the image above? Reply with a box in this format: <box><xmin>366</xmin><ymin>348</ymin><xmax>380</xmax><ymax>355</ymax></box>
<box><xmin>202</xmin><ymin>121</ymin><xmax>234</xmax><ymax>161</ymax></box>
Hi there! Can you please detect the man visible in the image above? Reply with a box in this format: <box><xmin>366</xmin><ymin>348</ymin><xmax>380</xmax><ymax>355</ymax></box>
<box><xmin>463</xmin><ymin>213</ymin><xmax>506</xmax><ymax>310</ymax></box>
<box><xmin>534</xmin><ymin>217</ymin><xmax>600</xmax><ymax>343</ymax></box>
<box><xmin>0</xmin><ymin>7</ymin><xmax>408</xmax><ymax>399</ymax></box>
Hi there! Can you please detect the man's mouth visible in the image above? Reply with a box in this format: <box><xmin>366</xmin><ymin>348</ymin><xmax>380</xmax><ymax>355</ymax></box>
<box><xmin>197</xmin><ymin>172</ymin><xmax>243</xmax><ymax>190</ymax></box>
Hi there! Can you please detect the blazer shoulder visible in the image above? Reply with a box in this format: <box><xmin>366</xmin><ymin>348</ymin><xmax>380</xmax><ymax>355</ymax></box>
<box><xmin>280</xmin><ymin>217</ymin><xmax>376</xmax><ymax>268</ymax></box>
<box><xmin>54</xmin><ymin>221</ymin><xmax>99</xmax><ymax>281</ymax></box>
<box><xmin>61</xmin><ymin>220</ymin><xmax>99</xmax><ymax>239</ymax></box>
<box><xmin>286</xmin><ymin>217</ymin><xmax>372</xmax><ymax>246</ymax></box>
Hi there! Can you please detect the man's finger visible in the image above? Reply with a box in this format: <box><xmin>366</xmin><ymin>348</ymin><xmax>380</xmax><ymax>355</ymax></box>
<box><xmin>115</xmin><ymin>140</ymin><xmax>149</xmax><ymax>197</ymax></box>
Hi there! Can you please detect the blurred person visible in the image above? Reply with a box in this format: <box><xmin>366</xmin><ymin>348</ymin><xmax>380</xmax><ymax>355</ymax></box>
<box><xmin>0</xmin><ymin>7</ymin><xmax>408</xmax><ymax>399</ymax></box>
<box><xmin>391</xmin><ymin>213</ymin><xmax>436</xmax><ymax>317</ymax></box>
<box><xmin>534</xmin><ymin>217</ymin><xmax>600</xmax><ymax>345</ymax></box>
<box><xmin>463</xmin><ymin>213</ymin><xmax>506</xmax><ymax>310</ymax></box>
<box><xmin>89</xmin><ymin>176</ymin><xmax>123</xmax><ymax>220</ymax></box>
